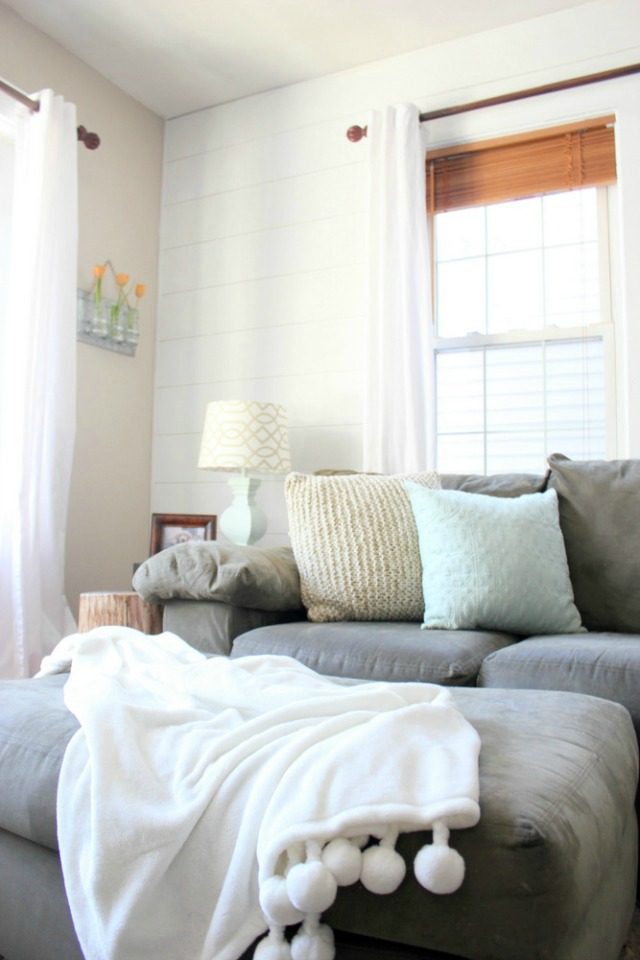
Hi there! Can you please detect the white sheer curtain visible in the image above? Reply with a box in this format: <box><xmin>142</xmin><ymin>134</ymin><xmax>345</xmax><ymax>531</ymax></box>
<box><xmin>363</xmin><ymin>103</ymin><xmax>434</xmax><ymax>474</ymax></box>
<box><xmin>0</xmin><ymin>89</ymin><xmax>78</xmax><ymax>678</ymax></box>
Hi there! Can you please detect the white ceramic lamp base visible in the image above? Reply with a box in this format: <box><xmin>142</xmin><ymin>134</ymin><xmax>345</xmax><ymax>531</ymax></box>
<box><xmin>219</xmin><ymin>475</ymin><xmax>267</xmax><ymax>546</ymax></box>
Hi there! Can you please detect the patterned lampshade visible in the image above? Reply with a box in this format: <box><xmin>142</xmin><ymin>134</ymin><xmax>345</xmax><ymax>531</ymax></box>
<box><xmin>198</xmin><ymin>400</ymin><xmax>291</xmax><ymax>475</ymax></box>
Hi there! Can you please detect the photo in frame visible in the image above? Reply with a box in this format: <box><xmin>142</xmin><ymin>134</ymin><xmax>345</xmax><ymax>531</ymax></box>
<box><xmin>149</xmin><ymin>513</ymin><xmax>217</xmax><ymax>556</ymax></box>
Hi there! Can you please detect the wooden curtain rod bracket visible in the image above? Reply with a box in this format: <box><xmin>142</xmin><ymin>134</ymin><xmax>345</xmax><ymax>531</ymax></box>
<box><xmin>1</xmin><ymin>78</ymin><xmax>101</xmax><ymax>149</ymax></box>
<box><xmin>77</xmin><ymin>125</ymin><xmax>100</xmax><ymax>150</ymax></box>
<box><xmin>346</xmin><ymin>124</ymin><xmax>368</xmax><ymax>142</ymax></box>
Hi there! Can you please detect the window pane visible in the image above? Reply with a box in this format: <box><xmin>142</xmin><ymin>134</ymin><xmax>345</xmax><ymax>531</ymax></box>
<box><xmin>436</xmin><ymin>351</ymin><xmax>484</xmax><ymax>432</ymax></box>
<box><xmin>436</xmin><ymin>434</ymin><xmax>485</xmax><ymax>475</ymax></box>
<box><xmin>543</xmin><ymin>188</ymin><xmax>598</xmax><ymax>246</ymax></box>
<box><xmin>435</xmin><ymin>207</ymin><xmax>485</xmax><ymax>261</ymax></box>
<box><xmin>545</xmin><ymin>243</ymin><xmax>600</xmax><ymax>327</ymax></box>
<box><xmin>435</xmin><ymin>338</ymin><xmax>606</xmax><ymax>474</ymax></box>
<box><xmin>487</xmin><ymin>197</ymin><xmax>542</xmax><ymax>254</ymax></box>
<box><xmin>486</xmin><ymin>345</ymin><xmax>544</xmax><ymax>431</ymax></box>
<box><xmin>487</xmin><ymin>251</ymin><xmax>544</xmax><ymax>332</ymax></box>
<box><xmin>546</xmin><ymin>429</ymin><xmax>606</xmax><ymax>461</ymax></box>
<box><xmin>545</xmin><ymin>339</ymin><xmax>605</xmax><ymax>458</ymax></box>
<box><xmin>437</xmin><ymin>259</ymin><xmax>486</xmax><ymax>336</ymax></box>
<box><xmin>486</xmin><ymin>433</ymin><xmax>545</xmax><ymax>474</ymax></box>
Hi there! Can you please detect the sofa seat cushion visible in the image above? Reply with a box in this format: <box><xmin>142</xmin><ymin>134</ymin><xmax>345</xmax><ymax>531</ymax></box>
<box><xmin>0</xmin><ymin>674</ymin><xmax>77</xmax><ymax>851</ymax></box>
<box><xmin>231</xmin><ymin>621</ymin><xmax>519</xmax><ymax>684</ymax></box>
<box><xmin>478</xmin><ymin>633</ymin><xmax>640</xmax><ymax>737</ymax></box>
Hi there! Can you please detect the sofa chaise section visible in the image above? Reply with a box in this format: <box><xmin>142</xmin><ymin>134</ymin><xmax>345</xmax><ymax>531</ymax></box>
<box><xmin>3</xmin><ymin>457</ymin><xmax>639</xmax><ymax>960</ymax></box>
<box><xmin>0</xmin><ymin>674</ymin><xmax>637</xmax><ymax>960</ymax></box>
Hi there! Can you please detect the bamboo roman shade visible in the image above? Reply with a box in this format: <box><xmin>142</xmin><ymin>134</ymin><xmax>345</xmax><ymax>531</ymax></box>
<box><xmin>427</xmin><ymin>116</ymin><xmax>616</xmax><ymax>213</ymax></box>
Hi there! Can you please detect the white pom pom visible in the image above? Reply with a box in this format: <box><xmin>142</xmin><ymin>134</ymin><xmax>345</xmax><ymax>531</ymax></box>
<box><xmin>254</xmin><ymin>928</ymin><xmax>292</xmax><ymax>960</ymax></box>
<box><xmin>349</xmin><ymin>834</ymin><xmax>369</xmax><ymax>849</ymax></box>
<box><xmin>360</xmin><ymin>844</ymin><xmax>406</xmax><ymax>895</ymax></box>
<box><xmin>260</xmin><ymin>875</ymin><xmax>305</xmax><ymax>926</ymax></box>
<box><xmin>291</xmin><ymin>921</ymin><xmax>335</xmax><ymax>960</ymax></box>
<box><xmin>321</xmin><ymin>838</ymin><xmax>362</xmax><ymax>886</ymax></box>
<box><xmin>286</xmin><ymin>860</ymin><xmax>338</xmax><ymax>914</ymax></box>
<box><xmin>414</xmin><ymin>843</ymin><xmax>465</xmax><ymax>895</ymax></box>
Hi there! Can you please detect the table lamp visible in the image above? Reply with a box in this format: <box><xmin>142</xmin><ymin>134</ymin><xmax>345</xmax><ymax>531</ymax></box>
<box><xmin>198</xmin><ymin>400</ymin><xmax>291</xmax><ymax>545</ymax></box>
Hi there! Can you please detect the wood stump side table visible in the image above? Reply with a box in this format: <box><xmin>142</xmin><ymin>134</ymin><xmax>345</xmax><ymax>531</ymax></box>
<box><xmin>78</xmin><ymin>592</ymin><xmax>164</xmax><ymax>635</ymax></box>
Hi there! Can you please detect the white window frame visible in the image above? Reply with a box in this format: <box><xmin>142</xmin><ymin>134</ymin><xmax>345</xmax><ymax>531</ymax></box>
<box><xmin>431</xmin><ymin>184</ymin><xmax>618</xmax><ymax>473</ymax></box>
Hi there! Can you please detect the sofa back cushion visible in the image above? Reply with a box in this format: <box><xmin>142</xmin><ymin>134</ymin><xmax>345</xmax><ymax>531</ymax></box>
<box><xmin>547</xmin><ymin>454</ymin><xmax>640</xmax><ymax>633</ymax></box>
<box><xmin>285</xmin><ymin>471</ymin><xmax>440</xmax><ymax>622</ymax></box>
<box><xmin>439</xmin><ymin>472</ymin><xmax>548</xmax><ymax>497</ymax></box>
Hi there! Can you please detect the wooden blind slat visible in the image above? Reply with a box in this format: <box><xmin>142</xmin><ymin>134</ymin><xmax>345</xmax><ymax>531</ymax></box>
<box><xmin>428</xmin><ymin>121</ymin><xmax>616</xmax><ymax>212</ymax></box>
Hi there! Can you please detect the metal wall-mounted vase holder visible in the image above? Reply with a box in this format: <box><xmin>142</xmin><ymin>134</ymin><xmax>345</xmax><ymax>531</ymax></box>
<box><xmin>76</xmin><ymin>290</ymin><xmax>139</xmax><ymax>357</ymax></box>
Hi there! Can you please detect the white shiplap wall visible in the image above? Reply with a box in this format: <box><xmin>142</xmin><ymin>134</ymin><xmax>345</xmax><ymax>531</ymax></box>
<box><xmin>154</xmin><ymin>0</ymin><xmax>640</xmax><ymax>545</ymax></box>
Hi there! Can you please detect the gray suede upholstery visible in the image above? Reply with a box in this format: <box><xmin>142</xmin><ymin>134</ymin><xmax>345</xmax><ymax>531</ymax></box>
<box><xmin>0</xmin><ymin>675</ymin><xmax>79</xmax><ymax>851</ymax></box>
<box><xmin>133</xmin><ymin>541</ymin><xmax>302</xmax><ymax>611</ymax></box>
<box><xmin>479</xmin><ymin>632</ymin><xmax>640</xmax><ymax>739</ymax></box>
<box><xmin>439</xmin><ymin>470</ymin><xmax>548</xmax><ymax>497</ymax></box>
<box><xmin>0</xmin><ymin>829</ymin><xmax>84</xmax><ymax>960</ymax></box>
<box><xmin>328</xmin><ymin>687</ymin><xmax>638</xmax><ymax>960</ymax></box>
<box><xmin>547</xmin><ymin>454</ymin><xmax>640</xmax><ymax>633</ymax></box>
<box><xmin>2</xmin><ymin>460</ymin><xmax>640</xmax><ymax>960</ymax></box>
<box><xmin>163</xmin><ymin>600</ymin><xmax>304</xmax><ymax>656</ymax></box>
<box><xmin>231</xmin><ymin>621</ymin><xmax>518</xmax><ymax>685</ymax></box>
<box><xmin>0</xmin><ymin>676</ymin><xmax>636</xmax><ymax>960</ymax></box>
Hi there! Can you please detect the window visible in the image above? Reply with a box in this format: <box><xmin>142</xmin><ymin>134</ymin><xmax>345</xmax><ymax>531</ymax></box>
<box><xmin>427</xmin><ymin>118</ymin><xmax>617</xmax><ymax>474</ymax></box>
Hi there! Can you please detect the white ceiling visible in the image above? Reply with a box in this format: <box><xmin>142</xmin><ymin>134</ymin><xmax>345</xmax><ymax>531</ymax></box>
<box><xmin>4</xmin><ymin>0</ymin><xmax>595</xmax><ymax>119</ymax></box>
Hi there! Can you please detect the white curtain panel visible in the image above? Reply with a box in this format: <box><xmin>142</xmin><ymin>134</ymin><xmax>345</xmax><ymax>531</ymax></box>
<box><xmin>363</xmin><ymin>103</ymin><xmax>434</xmax><ymax>474</ymax></box>
<box><xmin>0</xmin><ymin>90</ymin><xmax>78</xmax><ymax>678</ymax></box>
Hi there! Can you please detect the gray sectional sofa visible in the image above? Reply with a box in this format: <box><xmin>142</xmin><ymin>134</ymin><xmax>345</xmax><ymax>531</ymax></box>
<box><xmin>1</xmin><ymin>454</ymin><xmax>639</xmax><ymax>960</ymax></box>
<box><xmin>158</xmin><ymin>455</ymin><xmax>640</xmax><ymax>741</ymax></box>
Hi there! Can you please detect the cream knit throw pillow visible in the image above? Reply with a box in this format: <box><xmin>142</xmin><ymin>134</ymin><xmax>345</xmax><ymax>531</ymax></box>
<box><xmin>285</xmin><ymin>471</ymin><xmax>441</xmax><ymax>622</ymax></box>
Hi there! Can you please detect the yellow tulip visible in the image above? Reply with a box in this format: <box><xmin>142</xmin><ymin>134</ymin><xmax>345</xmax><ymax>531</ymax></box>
<box><xmin>116</xmin><ymin>273</ymin><xmax>129</xmax><ymax>287</ymax></box>
<box><xmin>135</xmin><ymin>283</ymin><xmax>146</xmax><ymax>299</ymax></box>
<box><xmin>93</xmin><ymin>264</ymin><xmax>105</xmax><ymax>279</ymax></box>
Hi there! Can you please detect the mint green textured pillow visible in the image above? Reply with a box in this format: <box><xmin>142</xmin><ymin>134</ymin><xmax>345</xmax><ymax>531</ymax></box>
<box><xmin>405</xmin><ymin>485</ymin><xmax>583</xmax><ymax>635</ymax></box>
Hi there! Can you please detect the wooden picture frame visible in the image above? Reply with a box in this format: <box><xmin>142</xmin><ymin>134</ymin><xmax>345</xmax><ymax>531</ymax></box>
<box><xmin>149</xmin><ymin>513</ymin><xmax>217</xmax><ymax>556</ymax></box>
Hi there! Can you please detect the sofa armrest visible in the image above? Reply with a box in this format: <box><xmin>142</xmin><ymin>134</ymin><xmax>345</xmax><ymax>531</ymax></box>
<box><xmin>132</xmin><ymin>541</ymin><xmax>302</xmax><ymax>612</ymax></box>
<box><xmin>162</xmin><ymin>600</ymin><xmax>306</xmax><ymax>657</ymax></box>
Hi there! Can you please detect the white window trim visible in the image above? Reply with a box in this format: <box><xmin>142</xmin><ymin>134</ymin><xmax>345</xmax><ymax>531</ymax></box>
<box><xmin>430</xmin><ymin>182</ymin><xmax>618</xmax><ymax>472</ymax></box>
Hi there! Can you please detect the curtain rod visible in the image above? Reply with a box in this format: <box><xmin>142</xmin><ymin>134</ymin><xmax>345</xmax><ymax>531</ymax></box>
<box><xmin>346</xmin><ymin>62</ymin><xmax>640</xmax><ymax>142</ymax></box>
<box><xmin>0</xmin><ymin>77</ymin><xmax>100</xmax><ymax>149</ymax></box>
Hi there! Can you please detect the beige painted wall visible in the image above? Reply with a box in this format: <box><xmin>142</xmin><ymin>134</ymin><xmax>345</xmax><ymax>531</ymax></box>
<box><xmin>0</xmin><ymin>1</ymin><xmax>163</xmax><ymax>617</ymax></box>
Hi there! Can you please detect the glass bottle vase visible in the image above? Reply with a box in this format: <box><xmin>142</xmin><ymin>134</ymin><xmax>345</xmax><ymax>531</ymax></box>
<box><xmin>91</xmin><ymin>301</ymin><xmax>108</xmax><ymax>338</ymax></box>
<box><xmin>125</xmin><ymin>308</ymin><xmax>139</xmax><ymax>345</ymax></box>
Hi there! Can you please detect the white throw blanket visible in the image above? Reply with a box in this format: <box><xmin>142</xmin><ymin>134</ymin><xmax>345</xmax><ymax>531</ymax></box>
<box><xmin>39</xmin><ymin>627</ymin><xmax>481</xmax><ymax>960</ymax></box>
